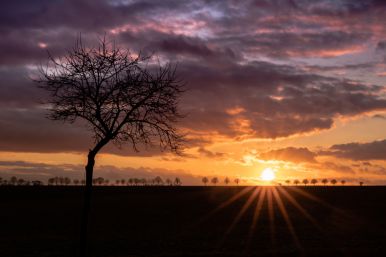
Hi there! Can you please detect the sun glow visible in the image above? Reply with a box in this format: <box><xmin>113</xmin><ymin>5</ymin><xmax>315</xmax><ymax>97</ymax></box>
<box><xmin>261</xmin><ymin>167</ymin><xmax>275</xmax><ymax>181</ymax></box>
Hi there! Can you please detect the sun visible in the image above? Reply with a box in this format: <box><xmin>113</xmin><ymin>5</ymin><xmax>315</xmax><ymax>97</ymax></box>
<box><xmin>261</xmin><ymin>167</ymin><xmax>275</xmax><ymax>181</ymax></box>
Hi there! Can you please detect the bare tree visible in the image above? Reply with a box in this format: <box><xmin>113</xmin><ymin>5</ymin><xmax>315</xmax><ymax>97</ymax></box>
<box><xmin>37</xmin><ymin>37</ymin><xmax>184</xmax><ymax>256</ymax></box>
<box><xmin>202</xmin><ymin>177</ymin><xmax>208</xmax><ymax>186</ymax></box>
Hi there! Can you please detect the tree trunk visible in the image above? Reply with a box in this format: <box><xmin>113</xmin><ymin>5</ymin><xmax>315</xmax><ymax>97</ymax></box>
<box><xmin>79</xmin><ymin>150</ymin><xmax>96</xmax><ymax>257</ymax></box>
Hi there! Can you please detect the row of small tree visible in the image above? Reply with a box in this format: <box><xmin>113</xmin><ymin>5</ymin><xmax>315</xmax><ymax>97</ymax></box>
<box><xmin>47</xmin><ymin>176</ymin><xmax>182</xmax><ymax>186</ymax></box>
<box><xmin>283</xmin><ymin>179</ymin><xmax>364</xmax><ymax>186</ymax></box>
<box><xmin>0</xmin><ymin>177</ymin><xmax>43</xmax><ymax>186</ymax></box>
<box><xmin>201</xmin><ymin>176</ymin><xmax>240</xmax><ymax>185</ymax></box>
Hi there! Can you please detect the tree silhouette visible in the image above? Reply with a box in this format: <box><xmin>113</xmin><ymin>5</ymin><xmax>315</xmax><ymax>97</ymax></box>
<box><xmin>17</xmin><ymin>178</ymin><xmax>25</xmax><ymax>186</ymax></box>
<box><xmin>37</xmin><ymin>37</ymin><xmax>184</xmax><ymax>256</ymax></box>
<box><xmin>359</xmin><ymin>181</ymin><xmax>364</xmax><ymax>186</ymax></box>
<box><xmin>302</xmin><ymin>179</ymin><xmax>309</xmax><ymax>186</ymax></box>
<box><xmin>211</xmin><ymin>177</ymin><xmax>219</xmax><ymax>185</ymax></box>
<box><xmin>341</xmin><ymin>180</ymin><xmax>346</xmax><ymax>185</ymax></box>
<box><xmin>294</xmin><ymin>179</ymin><xmax>300</xmax><ymax>186</ymax></box>
<box><xmin>74</xmin><ymin>179</ymin><xmax>80</xmax><ymax>186</ymax></box>
<box><xmin>285</xmin><ymin>179</ymin><xmax>291</xmax><ymax>185</ymax></box>
<box><xmin>140</xmin><ymin>178</ymin><xmax>147</xmax><ymax>186</ymax></box>
<box><xmin>331</xmin><ymin>179</ymin><xmax>337</xmax><ymax>185</ymax></box>
<box><xmin>202</xmin><ymin>177</ymin><xmax>209</xmax><ymax>185</ymax></box>
<box><xmin>10</xmin><ymin>176</ymin><xmax>17</xmax><ymax>186</ymax></box>
<box><xmin>154</xmin><ymin>176</ymin><xmax>163</xmax><ymax>185</ymax></box>
<box><xmin>234</xmin><ymin>178</ymin><xmax>240</xmax><ymax>185</ymax></box>
<box><xmin>311</xmin><ymin>179</ymin><xmax>318</xmax><ymax>186</ymax></box>
<box><xmin>165</xmin><ymin>178</ymin><xmax>172</xmax><ymax>186</ymax></box>
<box><xmin>64</xmin><ymin>177</ymin><xmax>71</xmax><ymax>186</ymax></box>
<box><xmin>321</xmin><ymin>178</ymin><xmax>328</xmax><ymax>185</ymax></box>
<box><xmin>224</xmin><ymin>177</ymin><xmax>230</xmax><ymax>185</ymax></box>
<box><xmin>174</xmin><ymin>177</ymin><xmax>181</xmax><ymax>186</ymax></box>
<box><xmin>48</xmin><ymin>178</ymin><xmax>55</xmax><ymax>185</ymax></box>
<box><xmin>31</xmin><ymin>180</ymin><xmax>43</xmax><ymax>186</ymax></box>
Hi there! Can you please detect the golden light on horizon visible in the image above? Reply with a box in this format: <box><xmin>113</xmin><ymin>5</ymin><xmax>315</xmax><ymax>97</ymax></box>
<box><xmin>260</xmin><ymin>167</ymin><xmax>276</xmax><ymax>181</ymax></box>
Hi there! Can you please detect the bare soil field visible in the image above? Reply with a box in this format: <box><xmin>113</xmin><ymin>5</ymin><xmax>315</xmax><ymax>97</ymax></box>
<box><xmin>0</xmin><ymin>186</ymin><xmax>385</xmax><ymax>257</ymax></box>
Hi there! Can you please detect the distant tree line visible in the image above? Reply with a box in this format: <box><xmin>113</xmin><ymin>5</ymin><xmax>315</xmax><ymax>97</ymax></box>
<box><xmin>0</xmin><ymin>176</ymin><xmax>366</xmax><ymax>186</ymax></box>
<box><xmin>201</xmin><ymin>176</ymin><xmax>241</xmax><ymax>186</ymax></box>
<box><xmin>0</xmin><ymin>176</ymin><xmax>43</xmax><ymax>186</ymax></box>
<box><xmin>45</xmin><ymin>176</ymin><xmax>182</xmax><ymax>186</ymax></box>
<box><xmin>283</xmin><ymin>179</ymin><xmax>363</xmax><ymax>186</ymax></box>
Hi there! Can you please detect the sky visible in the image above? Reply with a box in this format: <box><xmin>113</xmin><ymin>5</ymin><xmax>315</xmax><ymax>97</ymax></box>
<box><xmin>1</xmin><ymin>0</ymin><xmax>386</xmax><ymax>185</ymax></box>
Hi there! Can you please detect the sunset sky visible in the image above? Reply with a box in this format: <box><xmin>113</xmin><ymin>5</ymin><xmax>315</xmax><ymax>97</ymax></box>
<box><xmin>1</xmin><ymin>0</ymin><xmax>386</xmax><ymax>185</ymax></box>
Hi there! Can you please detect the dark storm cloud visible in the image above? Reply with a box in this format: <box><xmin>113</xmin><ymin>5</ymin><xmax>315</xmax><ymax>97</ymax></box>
<box><xmin>259</xmin><ymin>147</ymin><xmax>317</xmax><ymax>163</ymax></box>
<box><xmin>0</xmin><ymin>0</ymin><xmax>386</xmax><ymax>153</ymax></box>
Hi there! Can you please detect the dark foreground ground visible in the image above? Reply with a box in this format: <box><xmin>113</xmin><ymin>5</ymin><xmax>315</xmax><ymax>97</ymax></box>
<box><xmin>1</xmin><ymin>186</ymin><xmax>386</xmax><ymax>257</ymax></box>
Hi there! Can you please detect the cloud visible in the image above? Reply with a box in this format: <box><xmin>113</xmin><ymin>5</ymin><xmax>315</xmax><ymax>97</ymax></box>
<box><xmin>323</xmin><ymin>139</ymin><xmax>386</xmax><ymax>160</ymax></box>
<box><xmin>197</xmin><ymin>147</ymin><xmax>225</xmax><ymax>159</ymax></box>
<box><xmin>320</xmin><ymin>162</ymin><xmax>355</xmax><ymax>174</ymax></box>
<box><xmin>179</xmin><ymin>60</ymin><xmax>386</xmax><ymax>139</ymax></box>
<box><xmin>0</xmin><ymin>107</ymin><xmax>180</xmax><ymax>156</ymax></box>
<box><xmin>259</xmin><ymin>147</ymin><xmax>317</xmax><ymax>163</ymax></box>
<box><xmin>0</xmin><ymin>0</ymin><xmax>386</xmax><ymax>154</ymax></box>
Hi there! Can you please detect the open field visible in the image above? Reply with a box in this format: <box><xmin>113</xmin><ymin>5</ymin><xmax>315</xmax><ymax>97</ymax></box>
<box><xmin>1</xmin><ymin>186</ymin><xmax>386</xmax><ymax>257</ymax></box>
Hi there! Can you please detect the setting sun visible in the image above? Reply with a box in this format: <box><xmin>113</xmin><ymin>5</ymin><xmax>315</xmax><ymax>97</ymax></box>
<box><xmin>260</xmin><ymin>167</ymin><xmax>276</xmax><ymax>181</ymax></box>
